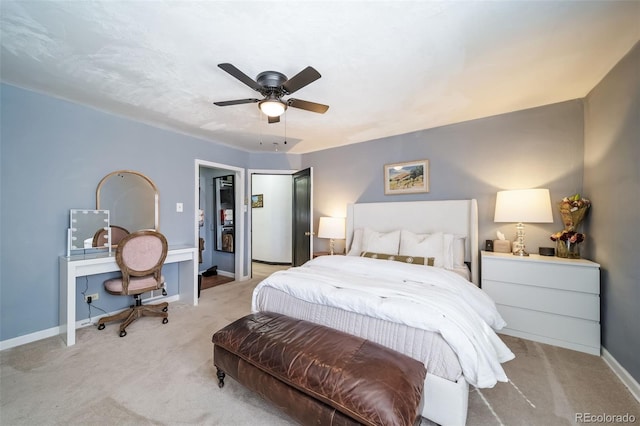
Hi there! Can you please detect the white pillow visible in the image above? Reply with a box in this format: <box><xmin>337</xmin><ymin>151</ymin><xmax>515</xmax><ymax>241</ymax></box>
<box><xmin>452</xmin><ymin>236</ymin><xmax>466</xmax><ymax>268</ymax></box>
<box><xmin>347</xmin><ymin>228</ymin><xmax>364</xmax><ymax>256</ymax></box>
<box><xmin>361</xmin><ymin>228</ymin><xmax>401</xmax><ymax>255</ymax></box>
<box><xmin>443</xmin><ymin>234</ymin><xmax>466</xmax><ymax>269</ymax></box>
<box><xmin>399</xmin><ymin>230</ymin><xmax>444</xmax><ymax>267</ymax></box>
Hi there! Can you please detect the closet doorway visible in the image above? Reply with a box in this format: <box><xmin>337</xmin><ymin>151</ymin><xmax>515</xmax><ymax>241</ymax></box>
<box><xmin>195</xmin><ymin>160</ymin><xmax>244</xmax><ymax>281</ymax></box>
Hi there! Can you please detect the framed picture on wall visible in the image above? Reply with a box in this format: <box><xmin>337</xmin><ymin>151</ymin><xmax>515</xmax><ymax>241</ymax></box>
<box><xmin>251</xmin><ymin>194</ymin><xmax>264</xmax><ymax>208</ymax></box>
<box><xmin>384</xmin><ymin>159</ymin><xmax>429</xmax><ymax>195</ymax></box>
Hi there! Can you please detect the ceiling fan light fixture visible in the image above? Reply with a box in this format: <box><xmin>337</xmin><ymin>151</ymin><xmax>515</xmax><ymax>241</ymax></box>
<box><xmin>259</xmin><ymin>98</ymin><xmax>286</xmax><ymax>117</ymax></box>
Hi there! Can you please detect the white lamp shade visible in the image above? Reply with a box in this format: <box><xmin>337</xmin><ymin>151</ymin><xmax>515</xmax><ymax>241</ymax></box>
<box><xmin>318</xmin><ymin>217</ymin><xmax>346</xmax><ymax>239</ymax></box>
<box><xmin>494</xmin><ymin>189</ymin><xmax>553</xmax><ymax>223</ymax></box>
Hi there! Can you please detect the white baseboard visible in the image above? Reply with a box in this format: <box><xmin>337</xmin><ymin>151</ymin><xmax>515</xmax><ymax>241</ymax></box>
<box><xmin>0</xmin><ymin>294</ymin><xmax>180</xmax><ymax>351</ymax></box>
<box><xmin>0</xmin><ymin>326</ymin><xmax>61</xmax><ymax>351</ymax></box>
<box><xmin>198</xmin><ymin>269</ymin><xmax>234</xmax><ymax>279</ymax></box>
<box><xmin>216</xmin><ymin>270</ymin><xmax>234</xmax><ymax>278</ymax></box>
<box><xmin>602</xmin><ymin>347</ymin><xmax>640</xmax><ymax>403</ymax></box>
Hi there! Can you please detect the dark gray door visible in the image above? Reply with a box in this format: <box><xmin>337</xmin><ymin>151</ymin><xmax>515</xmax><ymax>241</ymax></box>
<box><xmin>292</xmin><ymin>168</ymin><xmax>312</xmax><ymax>267</ymax></box>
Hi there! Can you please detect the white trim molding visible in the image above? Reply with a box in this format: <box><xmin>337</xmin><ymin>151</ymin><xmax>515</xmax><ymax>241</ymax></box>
<box><xmin>602</xmin><ymin>347</ymin><xmax>640</xmax><ymax>403</ymax></box>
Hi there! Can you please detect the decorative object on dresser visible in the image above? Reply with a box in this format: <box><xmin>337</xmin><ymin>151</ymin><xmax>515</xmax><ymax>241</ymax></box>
<box><xmin>481</xmin><ymin>251</ymin><xmax>601</xmax><ymax>355</ymax></box>
<box><xmin>538</xmin><ymin>246</ymin><xmax>555</xmax><ymax>256</ymax></box>
<box><xmin>485</xmin><ymin>239</ymin><xmax>494</xmax><ymax>252</ymax></box>
<box><xmin>494</xmin><ymin>188</ymin><xmax>554</xmax><ymax>256</ymax></box>
<box><xmin>383</xmin><ymin>159</ymin><xmax>429</xmax><ymax>195</ymax></box>
<box><xmin>550</xmin><ymin>193</ymin><xmax>591</xmax><ymax>259</ymax></box>
<box><xmin>317</xmin><ymin>216</ymin><xmax>345</xmax><ymax>255</ymax></box>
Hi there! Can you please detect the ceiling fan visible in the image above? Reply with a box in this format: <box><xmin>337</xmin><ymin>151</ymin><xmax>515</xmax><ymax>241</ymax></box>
<box><xmin>213</xmin><ymin>63</ymin><xmax>329</xmax><ymax>123</ymax></box>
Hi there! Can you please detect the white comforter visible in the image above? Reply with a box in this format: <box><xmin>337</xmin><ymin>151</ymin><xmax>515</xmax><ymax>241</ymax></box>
<box><xmin>251</xmin><ymin>255</ymin><xmax>514</xmax><ymax>388</ymax></box>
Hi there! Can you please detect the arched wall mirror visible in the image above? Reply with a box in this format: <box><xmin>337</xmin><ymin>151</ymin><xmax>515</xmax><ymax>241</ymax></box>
<box><xmin>96</xmin><ymin>170</ymin><xmax>159</xmax><ymax>233</ymax></box>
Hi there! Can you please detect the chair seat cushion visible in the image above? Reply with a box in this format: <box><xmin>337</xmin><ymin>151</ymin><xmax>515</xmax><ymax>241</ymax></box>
<box><xmin>104</xmin><ymin>275</ymin><xmax>165</xmax><ymax>294</ymax></box>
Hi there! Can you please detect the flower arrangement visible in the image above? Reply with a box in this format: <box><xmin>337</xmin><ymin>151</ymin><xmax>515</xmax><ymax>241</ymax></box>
<box><xmin>558</xmin><ymin>193</ymin><xmax>591</xmax><ymax>231</ymax></box>
<box><xmin>550</xmin><ymin>230</ymin><xmax>585</xmax><ymax>244</ymax></box>
<box><xmin>551</xmin><ymin>193</ymin><xmax>590</xmax><ymax>258</ymax></box>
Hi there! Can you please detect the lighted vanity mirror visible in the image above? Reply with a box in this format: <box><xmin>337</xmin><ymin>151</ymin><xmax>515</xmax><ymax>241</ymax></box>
<box><xmin>97</xmin><ymin>170</ymin><xmax>159</xmax><ymax>233</ymax></box>
<box><xmin>69</xmin><ymin>209</ymin><xmax>110</xmax><ymax>255</ymax></box>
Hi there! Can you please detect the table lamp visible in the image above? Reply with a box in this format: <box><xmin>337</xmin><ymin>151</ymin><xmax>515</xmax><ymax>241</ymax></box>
<box><xmin>494</xmin><ymin>188</ymin><xmax>553</xmax><ymax>256</ymax></box>
<box><xmin>318</xmin><ymin>217</ymin><xmax>346</xmax><ymax>255</ymax></box>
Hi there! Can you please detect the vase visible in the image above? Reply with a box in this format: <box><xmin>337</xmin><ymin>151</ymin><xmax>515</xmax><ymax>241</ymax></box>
<box><xmin>556</xmin><ymin>240</ymin><xmax>580</xmax><ymax>259</ymax></box>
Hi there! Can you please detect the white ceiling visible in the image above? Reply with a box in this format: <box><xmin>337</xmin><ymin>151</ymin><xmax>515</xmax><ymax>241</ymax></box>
<box><xmin>1</xmin><ymin>1</ymin><xmax>638</xmax><ymax>154</ymax></box>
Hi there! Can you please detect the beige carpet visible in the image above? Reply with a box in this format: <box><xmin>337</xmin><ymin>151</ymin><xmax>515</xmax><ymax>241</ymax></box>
<box><xmin>1</xmin><ymin>265</ymin><xmax>638</xmax><ymax>425</ymax></box>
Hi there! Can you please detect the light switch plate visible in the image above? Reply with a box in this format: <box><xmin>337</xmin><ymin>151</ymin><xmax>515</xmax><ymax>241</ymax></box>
<box><xmin>176</xmin><ymin>203</ymin><xmax>183</xmax><ymax>213</ymax></box>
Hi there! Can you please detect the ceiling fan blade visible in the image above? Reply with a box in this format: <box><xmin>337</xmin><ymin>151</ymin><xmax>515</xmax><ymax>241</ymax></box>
<box><xmin>218</xmin><ymin>63</ymin><xmax>262</xmax><ymax>91</ymax></box>
<box><xmin>287</xmin><ymin>98</ymin><xmax>329</xmax><ymax>114</ymax></box>
<box><xmin>282</xmin><ymin>66</ymin><xmax>321</xmax><ymax>94</ymax></box>
<box><xmin>268</xmin><ymin>115</ymin><xmax>280</xmax><ymax>124</ymax></box>
<box><xmin>213</xmin><ymin>98</ymin><xmax>260</xmax><ymax>107</ymax></box>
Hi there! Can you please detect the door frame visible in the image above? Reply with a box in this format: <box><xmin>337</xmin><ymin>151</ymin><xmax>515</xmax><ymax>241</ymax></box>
<box><xmin>248</xmin><ymin>168</ymin><xmax>313</xmax><ymax>277</ymax></box>
<box><xmin>195</xmin><ymin>160</ymin><xmax>246</xmax><ymax>281</ymax></box>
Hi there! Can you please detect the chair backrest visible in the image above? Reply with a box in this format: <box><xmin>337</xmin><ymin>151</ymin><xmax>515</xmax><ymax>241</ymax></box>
<box><xmin>115</xmin><ymin>230</ymin><xmax>168</xmax><ymax>292</ymax></box>
<box><xmin>92</xmin><ymin>225</ymin><xmax>130</xmax><ymax>247</ymax></box>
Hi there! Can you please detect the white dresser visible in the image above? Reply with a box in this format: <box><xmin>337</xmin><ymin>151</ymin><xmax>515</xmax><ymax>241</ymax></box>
<box><xmin>481</xmin><ymin>251</ymin><xmax>601</xmax><ymax>355</ymax></box>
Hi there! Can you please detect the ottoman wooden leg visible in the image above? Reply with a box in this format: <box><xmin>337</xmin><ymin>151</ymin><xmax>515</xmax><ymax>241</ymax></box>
<box><xmin>216</xmin><ymin>367</ymin><xmax>226</xmax><ymax>388</ymax></box>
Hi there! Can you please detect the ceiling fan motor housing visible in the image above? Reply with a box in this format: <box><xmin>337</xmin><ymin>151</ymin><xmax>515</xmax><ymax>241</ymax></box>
<box><xmin>257</xmin><ymin>71</ymin><xmax>288</xmax><ymax>96</ymax></box>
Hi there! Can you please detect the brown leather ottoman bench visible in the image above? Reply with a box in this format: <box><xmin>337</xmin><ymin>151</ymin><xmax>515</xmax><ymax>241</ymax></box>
<box><xmin>212</xmin><ymin>312</ymin><xmax>426</xmax><ymax>426</ymax></box>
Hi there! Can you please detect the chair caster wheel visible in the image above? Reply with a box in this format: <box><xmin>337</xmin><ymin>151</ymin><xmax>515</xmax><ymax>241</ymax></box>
<box><xmin>162</xmin><ymin>318</ymin><xmax>168</xmax><ymax>324</ymax></box>
<box><xmin>98</xmin><ymin>324</ymin><xmax>105</xmax><ymax>330</ymax></box>
<box><xmin>119</xmin><ymin>330</ymin><xmax>127</xmax><ymax>337</ymax></box>
<box><xmin>162</xmin><ymin>289</ymin><xmax>167</xmax><ymax>296</ymax></box>
<box><xmin>163</xmin><ymin>307</ymin><xmax>168</xmax><ymax>312</ymax></box>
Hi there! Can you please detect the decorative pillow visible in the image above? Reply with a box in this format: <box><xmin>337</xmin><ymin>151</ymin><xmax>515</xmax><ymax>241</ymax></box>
<box><xmin>361</xmin><ymin>228</ymin><xmax>401</xmax><ymax>255</ymax></box>
<box><xmin>452</xmin><ymin>236</ymin><xmax>466</xmax><ymax>268</ymax></box>
<box><xmin>443</xmin><ymin>234</ymin><xmax>466</xmax><ymax>269</ymax></box>
<box><xmin>399</xmin><ymin>230</ymin><xmax>444</xmax><ymax>267</ymax></box>
<box><xmin>347</xmin><ymin>228</ymin><xmax>364</xmax><ymax>256</ymax></box>
<box><xmin>361</xmin><ymin>252</ymin><xmax>433</xmax><ymax>266</ymax></box>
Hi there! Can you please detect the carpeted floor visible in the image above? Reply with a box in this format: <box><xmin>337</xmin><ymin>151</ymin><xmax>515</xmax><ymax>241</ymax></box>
<box><xmin>1</xmin><ymin>264</ymin><xmax>638</xmax><ymax>425</ymax></box>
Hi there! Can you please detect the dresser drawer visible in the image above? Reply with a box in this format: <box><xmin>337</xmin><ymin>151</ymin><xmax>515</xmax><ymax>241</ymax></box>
<box><xmin>498</xmin><ymin>305</ymin><xmax>600</xmax><ymax>350</ymax></box>
<box><xmin>484</xmin><ymin>280</ymin><xmax>600</xmax><ymax>321</ymax></box>
<box><xmin>483</xmin><ymin>258</ymin><xmax>599</xmax><ymax>294</ymax></box>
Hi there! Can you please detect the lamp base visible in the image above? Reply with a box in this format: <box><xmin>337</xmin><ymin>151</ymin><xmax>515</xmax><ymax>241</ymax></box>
<box><xmin>513</xmin><ymin>222</ymin><xmax>529</xmax><ymax>256</ymax></box>
<box><xmin>329</xmin><ymin>239</ymin><xmax>335</xmax><ymax>256</ymax></box>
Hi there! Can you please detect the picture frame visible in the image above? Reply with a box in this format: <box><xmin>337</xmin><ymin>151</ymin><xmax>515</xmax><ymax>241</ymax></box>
<box><xmin>384</xmin><ymin>159</ymin><xmax>429</xmax><ymax>195</ymax></box>
<box><xmin>251</xmin><ymin>194</ymin><xmax>264</xmax><ymax>208</ymax></box>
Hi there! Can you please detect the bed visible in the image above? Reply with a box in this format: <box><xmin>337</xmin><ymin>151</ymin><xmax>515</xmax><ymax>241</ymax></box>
<box><xmin>252</xmin><ymin>200</ymin><xmax>514</xmax><ymax>426</ymax></box>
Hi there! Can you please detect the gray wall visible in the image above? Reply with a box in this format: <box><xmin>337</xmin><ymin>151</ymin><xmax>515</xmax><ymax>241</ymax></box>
<box><xmin>0</xmin><ymin>84</ymin><xmax>254</xmax><ymax>341</ymax></box>
<box><xmin>584</xmin><ymin>42</ymin><xmax>640</xmax><ymax>381</ymax></box>
<box><xmin>305</xmin><ymin>100</ymin><xmax>585</xmax><ymax>256</ymax></box>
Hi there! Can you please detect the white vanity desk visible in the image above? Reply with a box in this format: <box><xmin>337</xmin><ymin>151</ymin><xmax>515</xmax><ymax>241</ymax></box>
<box><xmin>59</xmin><ymin>245</ymin><xmax>198</xmax><ymax>346</ymax></box>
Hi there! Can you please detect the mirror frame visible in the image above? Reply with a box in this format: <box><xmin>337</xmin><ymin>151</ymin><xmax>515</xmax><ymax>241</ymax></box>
<box><xmin>96</xmin><ymin>170</ymin><xmax>159</xmax><ymax>231</ymax></box>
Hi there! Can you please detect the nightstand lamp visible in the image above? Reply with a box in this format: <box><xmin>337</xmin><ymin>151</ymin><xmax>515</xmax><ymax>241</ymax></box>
<box><xmin>317</xmin><ymin>217</ymin><xmax>345</xmax><ymax>255</ymax></box>
<box><xmin>494</xmin><ymin>188</ymin><xmax>553</xmax><ymax>256</ymax></box>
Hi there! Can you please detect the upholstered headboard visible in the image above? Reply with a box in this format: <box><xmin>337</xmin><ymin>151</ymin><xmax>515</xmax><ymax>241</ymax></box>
<box><xmin>346</xmin><ymin>199</ymin><xmax>479</xmax><ymax>285</ymax></box>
